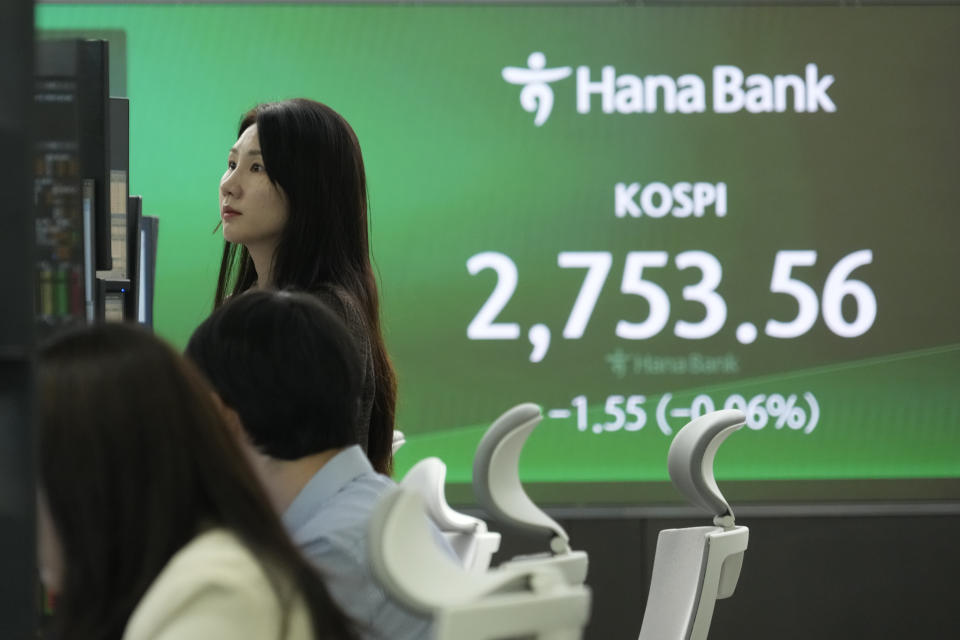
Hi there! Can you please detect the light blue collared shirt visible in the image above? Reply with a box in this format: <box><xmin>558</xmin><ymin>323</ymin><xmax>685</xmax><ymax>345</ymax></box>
<box><xmin>283</xmin><ymin>445</ymin><xmax>432</xmax><ymax>640</ymax></box>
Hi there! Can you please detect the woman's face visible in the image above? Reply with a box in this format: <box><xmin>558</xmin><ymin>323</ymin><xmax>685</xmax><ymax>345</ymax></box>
<box><xmin>219</xmin><ymin>124</ymin><xmax>289</xmax><ymax>249</ymax></box>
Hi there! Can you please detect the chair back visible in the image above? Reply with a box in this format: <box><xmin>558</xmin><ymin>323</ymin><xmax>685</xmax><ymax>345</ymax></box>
<box><xmin>638</xmin><ymin>410</ymin><xmax>750</xmax><ymax>640</ymax></box>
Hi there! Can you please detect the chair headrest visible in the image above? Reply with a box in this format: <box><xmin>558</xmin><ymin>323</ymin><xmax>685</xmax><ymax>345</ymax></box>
<box><xmin>667</xmin><ymin>409</ymin><xmax>746</xmax><ymax>523</ymax></box>
<box><xmin>391</xmin><ymin>430</ymin><xmax>407</xmax><ymax>455</ymax></box>
<box><xmin>368</xmin><ymin>487</ymin><xmax>528</xmax><ymax>614</ymax></box>
<box><xmin>472</xmin><ymin>403</ymin><xmax>569</xmax><ymax>549</ymax></box>
<box><xmin>402</xmin><ymin>457</ymin><xmax>487</xmax><ymax>534</ymax></box>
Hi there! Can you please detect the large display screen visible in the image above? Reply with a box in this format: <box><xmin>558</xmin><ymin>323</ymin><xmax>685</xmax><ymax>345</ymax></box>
<box><xmin>37</xmin><ymin>3</ymin><xmax>960</xmax><ymax>504</ymax></box>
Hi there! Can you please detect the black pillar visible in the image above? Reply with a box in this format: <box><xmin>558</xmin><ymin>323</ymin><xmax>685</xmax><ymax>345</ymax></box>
<box><xmin>0</xmin><ymin>0</ymin><xmax>37</xmax><ymax>636</ymax></box>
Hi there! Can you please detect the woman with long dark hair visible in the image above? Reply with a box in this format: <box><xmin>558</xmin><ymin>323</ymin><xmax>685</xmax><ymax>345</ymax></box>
<box><xmin>215</xmin><ymin>98</ymin><xmax>397</xmax><ymax>475</ymax></box>
<box><xmin>36</xmin><ymin>323</ymin><xmax>360</xmax><ymax>640</ymax></box>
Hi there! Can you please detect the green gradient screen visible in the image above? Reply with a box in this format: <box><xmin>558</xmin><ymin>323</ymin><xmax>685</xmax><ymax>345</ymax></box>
<box><xmin>37</xmin><ymin>4</ymin><xmax>960</xmax><ymax>499</ymax></box>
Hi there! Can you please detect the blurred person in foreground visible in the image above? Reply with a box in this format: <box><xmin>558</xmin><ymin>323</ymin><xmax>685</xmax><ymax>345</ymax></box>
<box><xmin>36</xmin><ymin>322</ymin><xmax>359</xmax><ymax>640</ymax></box>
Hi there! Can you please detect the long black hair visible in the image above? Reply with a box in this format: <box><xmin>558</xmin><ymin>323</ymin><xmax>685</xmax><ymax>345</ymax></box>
<box><xmin>37</xmin><ymin>323</ymin><xmax>359</xmax><ymax>640</ymax></box>
<box><xmin>214</xmin><ymin>98</ymin><xmax>397</xmax><ymax>475</ymax></box>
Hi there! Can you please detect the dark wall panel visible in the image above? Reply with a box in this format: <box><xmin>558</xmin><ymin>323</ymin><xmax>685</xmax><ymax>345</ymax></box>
<box><xmin>0</xmin><ymin>0</ymin><xmax>37</xmax><ymax>637</ymax></box>
<box><xmin>491</xmin><ymin>512</ymin><xmax>960</xmax><ymax>640</ymax></box>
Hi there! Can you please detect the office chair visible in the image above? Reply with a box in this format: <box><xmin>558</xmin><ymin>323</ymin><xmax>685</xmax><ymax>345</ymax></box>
<box><xmin>392</xmin><ymin>429</ymin><xmax>406</xmax><ymax>455</ymax></box>
<box><xmin>368</xmin><ymin>486</ymin><xmax>591</xmax><ymax>639</ymax></box>
<box><xmin>637</xmin><ymin>409</ymin><xmax>749</xmax><ymax>640</ymax></box>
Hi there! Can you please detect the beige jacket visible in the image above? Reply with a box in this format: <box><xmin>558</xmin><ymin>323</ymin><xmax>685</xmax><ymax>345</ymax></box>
<box><xmin>123</xmin><ymin>529</ymin><xmax>312</xmax><ymax>640</ymax></box>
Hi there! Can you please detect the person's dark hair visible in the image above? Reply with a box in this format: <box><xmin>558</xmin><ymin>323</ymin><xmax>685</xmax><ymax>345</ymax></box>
<box><xmin>37</xmin><ymin>323</ymin><xmax>359</xmax><ymax>640</ymax></box>
<box><xmin>187</xmin><ymin>290</ymin><xmax>362</xmax><ymax>460</ymax></box>
<box><xmin>214</xmin><ymin>98</ymin><xmax>397</xmax><ymax>474</ymax></box>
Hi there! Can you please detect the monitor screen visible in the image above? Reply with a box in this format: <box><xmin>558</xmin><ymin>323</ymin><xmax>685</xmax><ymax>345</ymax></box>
<box><xmin>76</xmin><ymin>38</ymin><xmax>112</xmax><ymax>273</ymax></box>
<box><xmin>138</xmin><ymin>212</ymin><xmax>158</xmax><ymax>328</ymax></box>
<box><xmin>34</xmin><ymin>39</ymin><xmax>86</xmax><ymax>331</ymax></box>
<box><xmin>35</xmin><ymin>37</ymin><xmax>115</xmax><ymax>330</ymax></box>
<box><xmin>36</xmin><ymin>3</ymin><xmax>960</xmax><ymax>504</ymax></box>
<box><xmin>103</xmin><ymin>97</ymin><xmax>129</xmax><ymax>284</ymax></box>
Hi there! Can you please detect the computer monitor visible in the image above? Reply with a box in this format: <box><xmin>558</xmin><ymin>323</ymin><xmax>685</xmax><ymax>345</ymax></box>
<box><xmin>99</xmin><ymin>96</ymin><xmax>141</xmax><ymax>322</ymax></box>
<box><xmin>76</xmin><ymin>39</ymin><xmax>112</xmax><ymax>272</ymax></box>
<box><xmin>138</xmin><ymin>214</ymin><xmax>159</xmax><ymax>328</ymax></box>
<box><xmin>125</xmin><ymin>193</ymin><xmax>142</xmax><ymax>322</ymax></box>
<box><xmin>34</xmin><ymin>38</ymin><xmax>113</xmax><ymax>332</ymax></box>
<box><xmin>34</xmin><ymin>39</ymin><xmax>85</xmax><ymax>332</ymax></box>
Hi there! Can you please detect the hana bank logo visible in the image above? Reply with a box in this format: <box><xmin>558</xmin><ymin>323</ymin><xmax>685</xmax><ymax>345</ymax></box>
<box><xmin>501</xmin><ymin>52</ymin><xmax>572</xmax><ymax>126</ymax></box>
<box><xmin>502</xmin><ymin>52</ymin><xmax>838</xmax><ymax>126</ymax></box>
